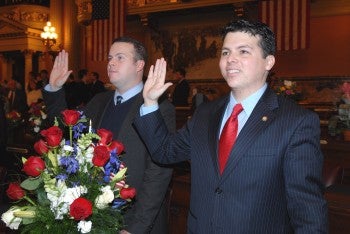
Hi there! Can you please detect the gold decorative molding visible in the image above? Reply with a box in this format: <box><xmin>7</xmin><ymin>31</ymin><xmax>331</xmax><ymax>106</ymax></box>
<box><xmin>127</xmin><ymin>0</ymin><xmax>251</xmax><ymax>15</ymax></box>
<box><xmin>0</xmin><ymin>5</ymin><xmax>49</xmax><ymax>32</ymax></box>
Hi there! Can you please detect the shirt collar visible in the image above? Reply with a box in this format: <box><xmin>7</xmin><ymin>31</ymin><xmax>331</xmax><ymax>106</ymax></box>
<box><xmin>114</xmin><ymin>82</ymin><xmax>143</xmax><ymax>105</ymax></box>
<box><xmin>228</xmin><ymin>83</ymin><xmax>267</xmax><ymax>117</ymax></box>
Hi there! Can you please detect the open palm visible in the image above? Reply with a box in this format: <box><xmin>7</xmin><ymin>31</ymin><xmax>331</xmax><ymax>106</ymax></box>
<box><xmin>49</xmin><ymin>50</ymin><xmax>72</xmax><ymax>91</ymax></box>
<box><xmin>143</xmin><ymin>58</ymin><xmax>173</xmax><ymax>106</ymax></box>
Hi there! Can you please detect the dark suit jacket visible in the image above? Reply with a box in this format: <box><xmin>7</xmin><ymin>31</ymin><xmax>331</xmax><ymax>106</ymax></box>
<box><xmin>172</xmin><ymin>79</ymin><xmax>190</xmax><ymax>106</ymax></box>
<box><xmin>43</xmin><ymin>88</ymin><xmax>175</xmax><ymax>234</ymax></box>
<box><xmin>6</xmin><ymin>89</ymin><xmax>28</xmax><ymax>114</ymax></box>
<box><xmin>134</xmin><ymin>87</ymin><xmax>328</xmax><ymax>234</ymax></box>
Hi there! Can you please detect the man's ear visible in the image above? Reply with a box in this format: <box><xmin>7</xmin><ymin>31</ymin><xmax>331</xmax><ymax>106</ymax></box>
<box><xmin>136</xmin><ymin>60</ymin><xmax>145</xmax><ymax>72</ymax></box>
<box><xmin>265</xmin><ymin>55</ymin><xmax>275</xmax><ymax>71</ymax></box>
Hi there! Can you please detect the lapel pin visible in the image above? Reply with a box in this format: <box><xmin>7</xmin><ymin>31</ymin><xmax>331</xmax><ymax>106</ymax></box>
<box><xmin>262</xmin><ymin>116</ymin><xmax>268</xmax><ymax>121</ymax></box>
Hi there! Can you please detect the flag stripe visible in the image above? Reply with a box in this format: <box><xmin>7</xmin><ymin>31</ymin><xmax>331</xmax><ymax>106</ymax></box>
<box><xmin>259</xmin><ymin>0</ymin><xmax>309</xmax><ymax>51</ymax></box>
<box><xmin>91</xmin><ymin>0</ymin><xmax>126</xmax><ymax>61</ymax></box>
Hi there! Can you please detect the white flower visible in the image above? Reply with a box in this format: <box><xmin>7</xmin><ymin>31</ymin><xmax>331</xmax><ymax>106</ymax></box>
<box><xmin>1</xmin><ymin>207</ymin><xmax>23</xmax><ymax>230</ymax></box>
<box><xmin>283</xmin><ymin>80</ymin><xmax>293</xmax><ymax>87</ymax></box>
<box><xmin>62</xmin><ymin>186</ymin><xmax>88</xmax><ymax>205</ymax></box>
<box><xmin>34</xmin><ymin>126</ymin><xmax>40</xmax><ymax>133</ymax></box>
<box><xmin>95</xmin><ymin>185</ymin><xmax>114</xmax><ymax>209</ymax></box>
<box><xmin>77</xmin><ymin>220</ymin><xmax>92</xmax><ymax>233</ymax></box>
<box><xmin>34</xmin><ymin>118</ymin><xmax>42</xmax><ymax>126</ymax></box>
<box><xmin>41</xmin><ymin>112</ymin><xmax>47</xmax><ymax>119</ymax></box>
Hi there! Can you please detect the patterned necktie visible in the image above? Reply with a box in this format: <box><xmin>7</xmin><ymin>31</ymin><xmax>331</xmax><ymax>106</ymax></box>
<box><xmin>218</xmin><ymin>103</ymin><xmax>243</xmax><ymax>174</ymax></box>
<box><xmin>116</xmin><ymin>95</ymin><xmax>123</xmax><ymax>105</ymax></box>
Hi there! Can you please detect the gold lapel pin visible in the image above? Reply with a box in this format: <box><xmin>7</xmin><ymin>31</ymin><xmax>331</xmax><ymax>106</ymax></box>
<box><xmin>262</xmin><ymin>116</ymin><xmax>268</xmax><ymax>121</ymax></box>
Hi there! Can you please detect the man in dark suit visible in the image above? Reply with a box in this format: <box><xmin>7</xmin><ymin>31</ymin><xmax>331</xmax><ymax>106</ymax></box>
<box><xmin>172</xmin><ymin>68</ymin><xmax>190</xmax><ymax>106</ymax></box>
<box><xmin>6</xmin><ymin>78</ymin><xmax>28</xmax><ymax>114</ymax></box>
<box><xmin>43</xmin><ymin>37</ymin><xmax>175</xmax><ymax>234</ymax></box>
<box><xmin>88</xmin><ymin>71</ymin><xmax>106</xmax><ymax>98</ymax></box>
<box><xmin>133</xmin><ymin>20</ymin><xmax>328</xmax><ymax>233</ymax></box>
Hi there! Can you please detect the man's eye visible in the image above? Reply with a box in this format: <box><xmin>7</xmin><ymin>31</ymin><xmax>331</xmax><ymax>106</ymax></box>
<box><xmin>240</xmin><ymin>50</ymin><xmax>249</xmax><ymax>54</ymax></box>
<box><xmin>222</xmin><ymin>51</ymin><xmax>229</xmax><ymax>56</ymax></box>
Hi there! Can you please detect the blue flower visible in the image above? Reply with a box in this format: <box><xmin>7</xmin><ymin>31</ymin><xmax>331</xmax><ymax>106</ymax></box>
<box><xmin>112</xmin><ymin>198</ymin><xmax>127</xmax><ymax>209</ymax></box>
<box><xmin>56</xmin><ymin>173</ymin><xmax>68</xmax><ymax>181</ymax></box>
<box><xmin>60</xmin><ymin>156</ymin><xmax>79</xmax><ymax>174</ymax></box>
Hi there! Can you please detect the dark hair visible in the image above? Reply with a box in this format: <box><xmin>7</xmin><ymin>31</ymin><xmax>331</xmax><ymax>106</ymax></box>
<box><xmin>112</xmin><ymin>36</ymin><xmax>148</xmax><ymax>63</ymax></box>
<box><xmin>91</xmin><ymin>72</ymin><xmax>99</xmax><ymax>80</ymax></box>
<box><xmin>175</xmin><ymin>68</ymin><xmax>186</xmax><ymax>77</ymax></box>
<box><xmin>221</xmin><ymin>19</ymin><xmax>276</xmax><ymax>58</ymax></box>
<box><xmin>78</xmin><ymin>69</ymin><xmax>88</xmax><ymax>80</ymax></box>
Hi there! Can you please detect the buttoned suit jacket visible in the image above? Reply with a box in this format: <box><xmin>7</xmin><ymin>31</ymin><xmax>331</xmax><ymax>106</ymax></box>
<box><xmin>43</xmin><ymin>88</ymin><xmax>175</xmax><ymax>234</ymax></box>
<box><xmin>133</xmin><ymin>87</ymin><xmax>328</xmax><ymax>234</ymax></box>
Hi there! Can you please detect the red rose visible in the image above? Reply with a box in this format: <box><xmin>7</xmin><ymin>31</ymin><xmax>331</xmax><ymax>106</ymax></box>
<box><xmin>97</xmin><ymin>129</ymin><xmax>113</xmax><ymax>145</ymax></box>
<box><xmin>108</xmin><ymin>141</ymin><xmax>125</xmax><ymax>155</ymax></box>
<box><xmin>41</xmin><ymin>126</ymin><xmax>63</xmax><ymax>147</ymax></box>
<box><xmin>70</xmin><ymin>197</ymin><xmax>93</xmax><ymax>220</ymax></box>
<box><xmin>34</xmin><ymin>139</ymin><xmax>49</xmax><ymax>155</ymax></box>
<box><xmin>92</xmin><ymin>145</ymin><xmax>110</xmax><ymax>167</ymax></box>
<box><xmin>6</xmin><ymin>183</ymin><xmax>25</xmax><ymax>200</ymax></box>
<box><xmin>120</xmin><ymin>187</ymin><xmax>136</xmax><ymax>200</ymax></box>
<box><xmin>61</xmin><ymin>109</ymin><xmax>80</xmax><ymax>126</ymax></box>
<box><xmin>22</xmin><ymin>156</ymin><xmax>46</xmax><ymax>177</ymax></box>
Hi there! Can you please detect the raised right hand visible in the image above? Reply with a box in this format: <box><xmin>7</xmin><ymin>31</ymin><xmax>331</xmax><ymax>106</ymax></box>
<box><xmin>49</xmin><ymin>50</ymin><xmax>72</xmax><ymax>91</ymax></box>
<box><xmin>143</xmin><ymin>58</ymin><xmax>173</xmax><ymax>106</ymax></box>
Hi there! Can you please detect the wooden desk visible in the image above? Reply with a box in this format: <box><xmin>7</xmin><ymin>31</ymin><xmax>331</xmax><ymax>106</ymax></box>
<box><xmin>325</xmin><ymin>185</ymin><xmax>350</xmax><ymax>234</ymax></box>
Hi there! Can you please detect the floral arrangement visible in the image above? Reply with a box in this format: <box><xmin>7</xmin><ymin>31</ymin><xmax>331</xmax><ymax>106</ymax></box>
<box><xmin>274</xmin><ymin>79</ymin><xmax>303</xmax><ymax>101</ymax></box>
<box><xmin>341</xmin><ymin>82</ymin><xmax>350</xmax><ymax>103</ymax></box>
<box><xmin>1</xmin><ymin>109</ymin><xmax>136</xmax><ymax>233</ymax></box>
<box><xmin>27</xmin><ymin>100</ymin><xmax>48</xmax><ymax>134</ymax></box>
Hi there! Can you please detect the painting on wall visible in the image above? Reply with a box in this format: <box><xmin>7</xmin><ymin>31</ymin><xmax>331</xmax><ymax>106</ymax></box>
<box><xmin>150</xmin><ymin>25</ymin><xmax>223</xmax><ymax>80</ymax></box>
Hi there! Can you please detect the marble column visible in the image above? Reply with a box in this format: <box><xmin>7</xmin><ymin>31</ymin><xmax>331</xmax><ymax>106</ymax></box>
<box><xmin>63</xmin><ymin>0</ymin><xmax>81</xmax><ymax>74</ymax></box>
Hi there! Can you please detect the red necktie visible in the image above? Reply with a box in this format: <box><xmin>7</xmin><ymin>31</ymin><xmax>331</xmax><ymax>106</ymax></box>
<box><xmin>218</xmin><ymin>104</ymin><xmax>243</xmax><ymax>174</ymax></box>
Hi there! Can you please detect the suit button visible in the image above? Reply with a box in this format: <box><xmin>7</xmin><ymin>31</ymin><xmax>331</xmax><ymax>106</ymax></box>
<box><xmin>215</xmin><ymin>187</ymin><xmax>222</xmax><ymax>194</ymax></box>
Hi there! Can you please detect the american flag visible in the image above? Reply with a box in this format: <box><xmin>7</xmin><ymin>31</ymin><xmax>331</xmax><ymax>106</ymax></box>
<box><xmin>91</xmin><ymin>0</ymin><xmax>126</xmax><ymax>61</ymax></box>
<box><xmin>259</xmin><ymin>0</ymin><xmax>310</xmax><ymax>51</ymax></box>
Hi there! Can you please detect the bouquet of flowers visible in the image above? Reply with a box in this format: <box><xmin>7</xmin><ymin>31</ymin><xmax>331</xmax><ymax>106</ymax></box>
<box><xmin>27</xmin><ymin>100</ymin><xmax>48</xmax><ymax>134</ymax></box>
<box><xmin>274</xmin><ymin>79</ymin><xmax>303</xmax><ymax>101</ymax></box>
<box><xmin>341</xmin><ymin>82</ymin><xmax>350</xmax><ymax>104</ymax></box>
<box><xmin>1</xmin><ymin>109</ymin><xmax>136</xmax><ymax>233</ymax></box>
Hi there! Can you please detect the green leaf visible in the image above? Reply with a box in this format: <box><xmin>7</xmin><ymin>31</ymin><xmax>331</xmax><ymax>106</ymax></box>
<box><xmin>47</xmin><ymin>150</ymin><xmax>58</xmax><ymax>172</ymax></box>
<box><xmin>36</xmin><ymin>187</ymin><xmax>50</xmax><ymax>206</ymax></box>
<box><xmin>21</xmin><ymin>177</ymin><xmax>43</xmax><ymax>190</ymax></box>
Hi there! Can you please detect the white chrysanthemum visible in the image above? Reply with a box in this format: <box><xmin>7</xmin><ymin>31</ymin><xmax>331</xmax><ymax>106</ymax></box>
<box><xmin>1</xmin><ymin>207</ymin><xmax>22</xmax><ymax>230</ymax></box>
<box><xmin>95</xmin><ymin>185</ymin><xmax>114</xmax><ymax>209</ymax></box>
<box><xmin>62</xmin><ymin>186</ymin><xmax>88</xmax><ymax>205</ymax></box>
<box><xmin>77</xmin><ymin>220</ymin><xmax>92</xmax><ymax>233</ymax></box>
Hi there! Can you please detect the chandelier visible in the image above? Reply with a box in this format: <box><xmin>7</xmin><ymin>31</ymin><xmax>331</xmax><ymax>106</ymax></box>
<box><xmin>40</xmin><ymin>21</ymin><xmax>58</xmax><ymax>50</ymax></box>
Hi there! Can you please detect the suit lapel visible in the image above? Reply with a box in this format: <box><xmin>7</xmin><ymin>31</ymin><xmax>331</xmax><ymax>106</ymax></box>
<box><xmin>208</xmin><ymin>96</ymin><xmax>229</xmax><ymax>176</ymax></box>
<box><xmin>219</xmin><ymin>88</ymin><xmax>279</xmax><ymax>182</ymax></box>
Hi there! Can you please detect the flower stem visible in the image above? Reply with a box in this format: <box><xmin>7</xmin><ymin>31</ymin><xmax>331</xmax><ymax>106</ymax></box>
<box><xmin>69</xmin><ymin>126</ymin><xmax>73</xmax><ymax>146</ymax></box>
<box><xmin>24</xmin><ymin>196</ymin><xmax>36</xmax><ymax>206</ymax></box>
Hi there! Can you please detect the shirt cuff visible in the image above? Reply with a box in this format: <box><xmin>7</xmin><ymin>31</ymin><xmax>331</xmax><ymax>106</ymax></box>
<box><xmin>44</xmin><ymin>84</ymin><xmax>61</xmax><ymax>92</ymax></box>
<box><xmin>140</xmin><ymin>104</ymin><xmax>159</xmax><ymax>116</ymax></box>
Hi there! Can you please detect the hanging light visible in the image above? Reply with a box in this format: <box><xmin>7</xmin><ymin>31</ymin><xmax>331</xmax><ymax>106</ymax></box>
<box><xmin>40</xmin><ymin>21</ymin><xmax>58</xmax><ymax>49</ymax></box>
